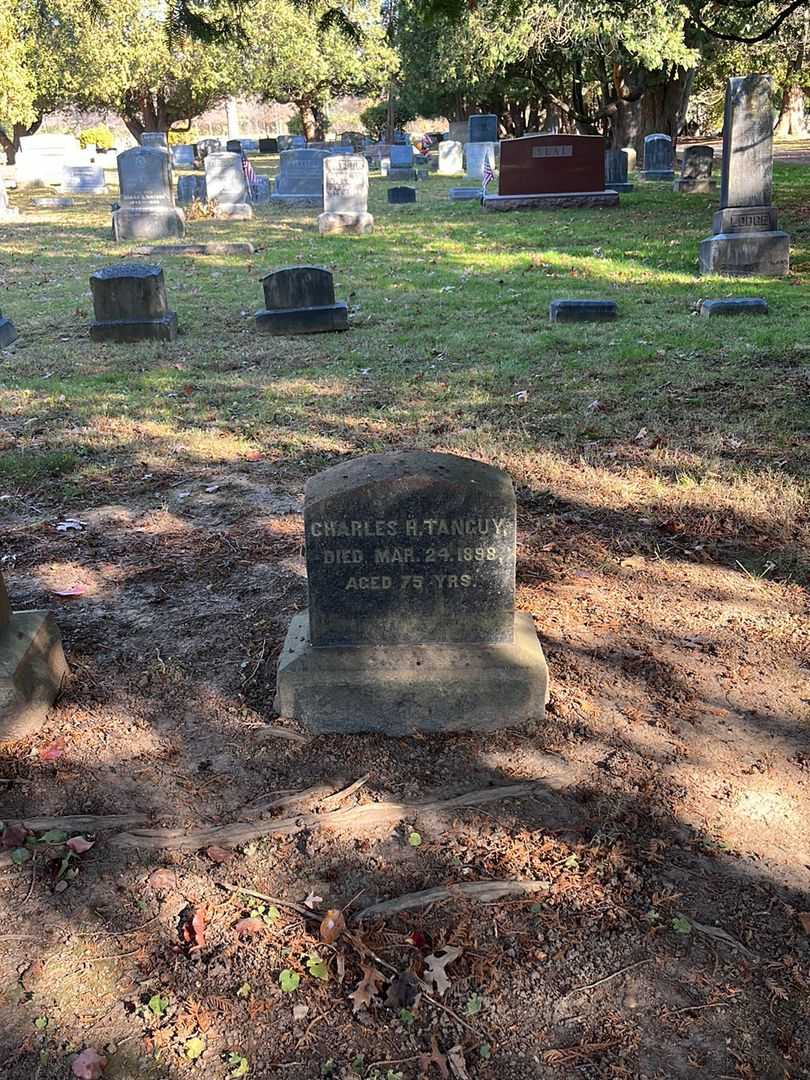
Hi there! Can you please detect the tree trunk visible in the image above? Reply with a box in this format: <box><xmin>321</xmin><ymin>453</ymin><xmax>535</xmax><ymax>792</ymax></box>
<box><xmin>775</xmin><ymin>83</ymin><xmax>808</xmax><ymax>136</ymax></box>
<box><xmin>610</xmin><ymin>96</ymin><xmax>641</xmax><ymax>151</ymax></box>
<box><xmin>636</xmin><ymin>66</ymin><xmax>694</xmax><ymax>154</ymax></box>
<box><xmin>0</xmin><ymin>117</ymin><xmax>44</xmax><ymax>164</ymax></box>
<box><xmin>312</xmin><ymin>104</ymin><xmax>327</xmax><ymax>141</ymax></box>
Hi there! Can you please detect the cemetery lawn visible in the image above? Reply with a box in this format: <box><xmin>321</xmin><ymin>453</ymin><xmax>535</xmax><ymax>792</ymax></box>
<box><xmin>1</xmin><ymin>160</ymin><xmax>809</xmax><ymax>1079</ymax></box>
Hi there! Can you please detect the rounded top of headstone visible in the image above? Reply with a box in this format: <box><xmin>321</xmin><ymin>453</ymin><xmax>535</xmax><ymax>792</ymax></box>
<box><xmin>306</xmin><ymin>450</ymin><xmax>513</xmax><ymax>503</ymax></box>
<box><xmin>91</xmin><ymin>263</ymin><xmax>163</xmax><ymax>281</ymax></box>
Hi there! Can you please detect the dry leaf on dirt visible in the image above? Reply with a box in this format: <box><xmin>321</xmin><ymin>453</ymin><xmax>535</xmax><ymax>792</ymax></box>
<box><xmin>419</xmin><ymin>1034</ymin><xmax>449</xmax><ymax>1078</ymax></box>
<box><xmin>39</xmin><ymin>737</ymin><xmax>66</xmax><ymax>762</ymax></box>
<box><xmin>206</xmin><ymin>845</ymin><xmax>233</xmax><ymax>864</ymax></box>
<box><xmin>71</xmin><ymin>1048</ymin><xmax>107</xmax><ymax>1078</ymax></box>
<box><xmin>234</xmin><ymin>917</ymin><xmax>265</xmax><ymax>936</ymax></box>
<box><xmin>66</xmin><ymin>836</ymin><xmax>94</xmax><ymax>854</ymax></box>
<box><xmin>319</xmin><ymin>908</ymin><xmax>346</xmax><ymax>944</ymax></box>
<box><xmin>424</xmin><ymin>946</ymin><xmax>462</xmax><ymax>998</ymax></box>
<box><xmin>349</xmin><ymin>964</ymin><xmax>385</xmax><ymax>1013</ymax></box>
<box><xmin>148</xmin><ymin>868</ymin><xmax>175</xmax><ymax>894</ymax></box>
<box><xmin>292</xmin><ymin>1003</ymin><xmax>309</xmax><ymax>1022</ymax></box>
<box><xmin>181</xmin><ymin>906</ymin><xmax>206</xmax><ymax>948</ymax></box>
<box><xmin>447</xmin><ymin>1045</ymin><xmax>470</xmax><ymax>1080</ymax></box>
<box><xmin>798</xmin><ymin>912</ymin><xmax>810</xmax><ymax>935</ymax></box>
<box><xmin>304</xmin><ymin>891</ymin><xmax>323</xmax><ymax>910</ymax></box>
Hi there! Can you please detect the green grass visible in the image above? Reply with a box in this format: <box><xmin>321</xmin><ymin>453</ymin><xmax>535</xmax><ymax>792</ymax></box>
<box><xmin>1</xmin><ymin>157</ymin><xmax>809</xmax><ymax>578</ymax></box>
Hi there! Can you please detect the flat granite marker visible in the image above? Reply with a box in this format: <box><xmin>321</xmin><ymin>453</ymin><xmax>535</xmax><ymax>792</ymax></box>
<box><xmin>0</xmin><ymin>308</ymin><xmax>18</xmax><ymax>346</ymax></box>
<box><xmin>318</xmin><ymin>155</ymin><xmax>373</xmax><ymax>235</ymax></box>
<box><xmin>674</xmin><ymin>145</ymin><xmax>715</xmax><ymax>193</ymax></box>
<box><xmin>0</xmin><ymin>571</ymin><xmax>69</xmax><ymax>742</ymax></box>
<box><xmin>549</xmin><ymin>299</ymin><xmax>617</xmax><ymax>322</ymax></box>
<box><xmin>388</xmin><ymin>186</ymin><xmax>416</xmax><ymax>204</ymax></box>
<box><xmin>639</xmin><ymin>134</ymin><xmax>674</xmax><ymax>180</ymax></box>
<box><xmin>90</xmin><ymin>264</ymin><xmax>178</xmax><ymax>342</ymax></box>
<box><xmin>275</xmin><ymin>451</ymin><xmax>549</xmax><ymax>734</ymax></box>
<box><xmin>113</xmin><ymin>147</ymin><xmax>185</xmax><ymax>241</ymax></box>
<box><xmin>699</xmin><ymin>75</ymin><xmax>790</xmax><ymax>277</ymax></box>
<box><xmin>699</xmin><ymin>297</ymin><xmax>768</xmax><ymax>316</ymax></box>
<box><xmin>255</xmin><ymin>265</ymin><xmax>348</xmax><ymax>335</ymax></box>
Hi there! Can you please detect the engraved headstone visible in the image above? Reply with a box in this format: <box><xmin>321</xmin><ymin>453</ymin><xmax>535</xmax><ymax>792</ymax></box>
<box><xmin>484</xmin><ymin>133</ymin><xmax>617</xmax><ymax>211</ymax></box>
<box><xmin>604</xmin><ymin>149</ymin><xmax>633</xmax><ymax>192</ymax></box>
<box><xmin>141</xmin><ymin>132</ymin><xmax>168</xmax><ymax>149</ymax></box>
<box><xmin>176</xmin><ymin>174</ymin><xmax>207</xmax><ymax>203</ymax></box>
<box><xmin>171</xmin><ymin>144</ymin><xmax>195</xmax><ymax>168</ymax></box>
<box><xmin>16</xmin><ymin>134</ymin><xmax>81</xmax><ymax>187</ymax></box>
<box><xmin>0</xmin><ymin>307</ymin><xmax>18</xmax><ymax>346</ymax></box>
<box><xmin>204</xmin><ymin>151</ymin><xmax>253</xmax><ymax>218</ymax></box>
<box><xmin>61</xmin><ymin>164</ymin><xmax>106</xmax><ymax>194</ymax></box>
<box><xmin>318</xmin><ymin>155</ymin><xmax>373</xmax><ymax>235</ymax></box>
<box><xmin>674</xmin><ymin>145</ymin><xmax>715</xmax><ymax>193</ymax></box>
<box><xmin>388</xmin><ymin>142</ymin><xmax>417</xmax><ymax>180</ymax></box>
<box><xmin>89</xmin><ymin>263</ymin><xmax>178</xmax><ymax>342</ymax></box>
<box><xmin>388</xmin><ymin>186</ymin><xmax>416</xmax><ymax>204</ymax></box>
<box><xmin>438</xmin><ymin>140</ymin><xmax>463</xmax><ymax>175</ymax></box>
<box><xmin>639</xmin><ymin>133</ymin><xmax>674</xmax><ymax>180</ymax></box>
<box><xmin>255</xmin><ymin>265</ymin><xmax>348</xmax><ymax>334</ymax></box>
<box><xmin>112</xmin><ymin>147</ymin><xmax>185</xmax><ymax>241</ymax></box>
<box><xmin>259</xmin><ymin>137</ymin><xmax>278</xmax><ymax>154</ymax></box>
<box><xmin>226</xmin><ymin>139</ymin><xmax>242</xmax><ymax>154</ymax></box>
<box><xmin>271</xmin><ymin>149</ymin><xmax>327</xmax><ymax>208</ymax></box>
<box><xmin>0</xmin><ymin>570</ymin><xmax>69</xmax><ymax>741</ymax></box>
<box><xmin>469</xmin><ymin>114</ymin><xmax>498</xmax><ymax>143</ymax></box>
<box><xmin>275</xmin><ymin>451</ymin><xmax>549</xmax><ymax>734</ymax></box>
<box><xmin>699</xmin><ymin>75</ymin><xmax>789</xmax><ymax>277</ymax></box>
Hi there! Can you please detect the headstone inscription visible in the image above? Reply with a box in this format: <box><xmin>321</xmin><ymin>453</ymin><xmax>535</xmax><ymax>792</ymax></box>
<box><xmin>16</xmin><ymin>134</ymin><xmax>81</xmax><ymax>187</ymax></box>
<box><xmin>469</xmin><ymin>114</ymin><xmax>498</xmax><ymax>143</ymax></box>
<box><xmin>484</xmin><ymin>134</ymin><xmax>618</xmax><ymax>211</ymax></box>
<box><xmin>271</xmin><ymin>149</ymin><xmax>328</xmax><ymax>208</ymax></box>
<box><xmin>674</xmin><ymin>145</ymin><xmax>715</xmax><ymax>193</ymax></box>
<box><xmin>274</xmin><ymin>450</ymin><xmax>549</xmax><ymax>734</ymax></box>
<box><xmin>318</xmin><ymin>155</ymin><xmax>373</xmax><ymax>235</ymax></box>
<box><xmin>699</xmin><ymin>76</ymin><xmax>789</xmax><ymax>276</ymax></box>
<box><xmin>388</xmin><ymin>186</ymin><xmax>416</xmax><ymax>204</ymax></box>
<box><xmin>141</xmin><ymin>132</ymin><xmax>168</xmax><ymax>149</ymax></box>
<box><xmin>255</xmin><ymin>265</ymin><xmax>348</xmax><ymax>335</ymax></box>
<box><xmin>112</xmin><ymin>147</ymin><xmax>185</xmax><ymax>241</ymax></box>
<box><xmin>89</xmin><ymin>263</ymin><xmax>178</xmax><ymax>342</ymax></box>
<box><xmin>0</xmin><ymin>307</ymin><xmax>18</xmax><ymax>346</ymax></box>
<box><xmin>0</xmin><ymin>570</ymin><xmax>69</xmax><ymax>742</ymax></box>
<box><xmin>204</xmin><ymin>152</ymin><xmax>253</xmax><ymax>218</ymax></box>
<box><xmin>438</xmin><ymin>140</ymin><xmax>463</xmax><ymax>175</ymax></box>
<box><xmin>604</xmin><ymin>149</ymin><xmax>633</xmax><ymax>192</ymax></box>
<box><xmin>171</xmin><ymin>144</ymin><xmax>195</xmax><ymax>168</ymax></box>
<box><xmin>639</xmin><ymin>134</ymin><xmax>674</xmax><ymax>180</ymax></box>
<box><xmin>61</xmin><ymin>164</ymin><xmax>106</xmax><ymax>194</ymax></box>
<box><xmin>176</xmin><ymin>174</ymin><xmax>207</xmax><ymax>204</ymax></box>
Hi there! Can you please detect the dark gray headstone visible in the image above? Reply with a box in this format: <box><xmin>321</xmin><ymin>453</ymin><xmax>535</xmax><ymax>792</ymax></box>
<box><xmin>274</xmin><ymin>451</ymin><xmax>549</xmax><ymax>734</ymax></box>
<box><xmin>549</xmin><ymin>299</ymin><xmax>618</xmax><ymax>322</ymax></box>
<box><xmin>176</xmin><ymin>174</ymin><xmax>207</xmax><ymax>204</ymax></box>
<box><xmin>204</xmin><ymin>151</ymin><xmax>251</xmax><ymax>216</ymax></box>
<box><xmin>640</xmin><ymin>134</ymin><xmax>674</xmax><ymax>180</ymax></box>
<box><xmin>469</xmin><ymin>114</ymin><xmax>498</xmax><ymax>143</ymax></box>
<box><xmin>604</xmin><ymin>149</ymin><xmax>633</xmax><ymax>192</ymax></box>
<box><xmin>674</xmin><ymin>145</ymin><xmax>715</xmax><ymax>193</ymax></box>
<box><xmin>271</xmin><ymin>149</ymin><xmax>327</xmax><ymax>206</ymax></box>
<box><xmin>255</xmin><ymin>265</ymin><xmax>348</xmax><ymax>335</ymax></box>
<box><xmin>259</xmin><ymin>137</ymin><xmax>278</xmax><ymax>154</ymax></box>
<box><xmin>390</xmin><ymin>144</ymin><xmax>414</xmax><ymax>167</ymax></box>
<box><xmin>89</xmin><ymin>263</ymin><xmax>178</xmax><ymax>342</ymax></box>
<box><xmin>113</xmin><ymin>147</ymin><xmax>185</xmax><ymax>241</ymax></box>
<box><xmin>0</xmin><ymin>310</ymin><xmax>18</xmax><ymax>346</ymax></box>
<box><xmin>388</xmin><ymin>186</ymin><xmax>416</xmax><ymax>204</ymax></box>
<box><xmin>226</xmin><ymin>139</ymin><xmax>242</xmax><ymax>154</ymax></box>
<box><xmin>699</xmin><ymin>297</ymin><xmax>768</xmax><ymax>317</ymax></box>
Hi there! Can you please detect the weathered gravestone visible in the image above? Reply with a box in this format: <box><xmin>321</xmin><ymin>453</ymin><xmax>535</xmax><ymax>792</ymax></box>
<box><xmin>484</xmin><ymin>134</ymin><xmax>617</xmax><ymax>211</ymax></box>
<box><xmin>0</xmin><ymin>307</ymin><xmax>18</xmax><ymax>346</ymax></box>
<box><xmin>388</xmin><ymin>186</ymin><xmax>416</xmax><ymax>204</ymax></box>
<box><xmin>0</xmin><ymin>570</ymin><xmax>69</xmax><ymax>742</ymax></box>
<box><xmin>699</xmin><ymin>297</ymin><xmax>768</xmax><ymax>317</ymax></box>
<box><xmin>465</xmin><ymin>141</ymin><xmax>498</xmax><ymax>180</ymax></box>
<box><xmin>176</xmin><ymin>174</ymin><xmax>207</xmax><ymax>204</ymax></box>
<box><xmin>318</xmin><ymin>155</ymin><xmax>373</xmax><ymax>235</ymax></box>
<box><xmin>171</xmin><ymin>144</ymin><xmax>195</xmax><ymax>168</ymax></box>
<box><xmin>699</xmin><ymin>76</ymin><xmax>790</xmax><ymax>277</ymax></box>
<box><xmin>61</xmin><ymin>164</ymin><xmax>106</xmax><ymax>194</ymax></box>
<box><xmin>271</xmin><ymin>149</ymin><xmax>327</xmax><ymax>208</ymax></box>
<box><xmin>255</xmin><ymin>265</ymin><xmax>348</xmax><ymax>334</ymax></box>
<box><xmin>141</xmin><ymin>132</ymin><xmax>168</xmax><ymax>149</ymax></box>
<box><xmin>388</xmin><ymin>143</ymin><xmax>417</xmax><ymax>180</ymax></box>
<box><xmin>89</xmin><ymin>264</ymin><xmax>178</xmax><ymax>342</ymax></box>
<box><xmin>16</xmin><ymin>134</ymin><xmax>81</xmax><ymax>187</ymax></box>
<box><xmin>204</xmin><ymin>152</ymin><xmax>253</xmax><ymax>218</ymax></box>
<box><xmin>448</xmin><ymin>120</ymin><xmax>469</xmax><ymax>144</ymax></box>
<box><xmin>438</xmin><ymin>140</ymin><xmax>463</xmax><ymax>175</ymax></box>
<box><xmin>674</xmin><ymin>145</ymin><xmax>715</xmax><ymax>193</ymax></box>
<box><xmin>469</xmin><ymin>114</ymin><xmax>498</xmax><ymax>143</ymax></box>
<box><xmin>549</xmin><ymin>299</ymin><xmax>618</xmax><ymax>322</ymax></box>
<box><xmin>195</xmin><ymin>138</ymin><xmax>221</xmax><ymax>165</ymax></box>
<box><xmin>274</xmin><ymin>450</ymin><xmax>549</xmax><ymax>734</ymax></box>
<box><xmin>604</xmin><ymin>149</ymin><xmax>633</xmax><ymax>192</ymax></box>
<box><xmin>639</xmin><ymin>134</ymin><xmax>674</xmax><ymax>180</ymax></box>
<box><xmin>258</xmin><ymin>137</ymin><xmax>278</xmax><ymax>154</ymax></box>
<box><xmin>112</xmin><ymin>147</ymin><xmax>185</xmax><ymax>241</ymax></box>
<box><xmin>226</xmin><ymin>139</ymin><xmax>242</xmax><ymax>154</ymax></box>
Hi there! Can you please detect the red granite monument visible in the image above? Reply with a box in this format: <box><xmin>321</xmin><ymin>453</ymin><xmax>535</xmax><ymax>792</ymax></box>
<box><xmin>483</xmin><ymin>133</ymin><xmax>618</xmax><ymax>211</ymax></box>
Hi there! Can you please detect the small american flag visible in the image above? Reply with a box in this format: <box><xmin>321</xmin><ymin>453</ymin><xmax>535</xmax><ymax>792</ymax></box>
<box><xmin>481</xmin><ymin>155</ymin><xmax>496</xmax><ymax>195</ymax></box>
<box><xmin>241</xmin><ymin>152</ymin><xmax>258</xmax><ymax>200</ymax></box>
<box><xmin>420</xmin><ymin>133</ymin><xmax>433</xmax><ymax>153</ymax></box>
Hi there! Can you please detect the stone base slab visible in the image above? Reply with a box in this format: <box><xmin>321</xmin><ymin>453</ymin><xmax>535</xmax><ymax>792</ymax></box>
<box><xmin>90</xmin><ymin>312</ymin><xmax>178</xmax><ymax>343</ymax></box>
<box><xmin>699</xmin><ymin>298</ymin><xmax>768</xmax><ymax>317</ymax></box>
<box><xmin>638</xmin><ymin>170</ymin><xmax>674</xmax><ymax>181</ymax></box>
<box><xmin>212</xmin><ymin>202</ymin><xmax>253</xmax><ymax>220</ymax></box>
<box><xmin>673</xmin><ymin>178</ymin><xmax>716</xmax><ymax>194</ymax></box>
<box><xmin>0</xmin><ymin>317</ymin><xmax>18</xmax><ymax>346</ymax></box>
<box><xmin>483</xmin><ymin>191</ymin><xmax>619</xmax><ymax>212</ymax></box>
<box><xmin>134</xmin><ymin>242</ymin><xmax>255</xmax><ymax>256</ymax></box>
<box><xmin>112</xmin><ymin>207</ymin><xmax>185</xmax><ymax>241</ymax></box>
<box><xmin>317</xmin><ymin>211</ymin><xmax>374</xmax><ymax>235</ymax></box>
<box><xmin>549</xmin><ymin>299</ymin><xmax>618</xmax><ymax>323</ymax></box>
<box><xmin>0</xmin><ymin>612</ymin><xmax>69</xmax><ymax>742</ymax></box>
<box><xmin>448</xmin><ymin>188</ymin><xmax>481</xmax><ymax>201</ymax></box>
<box><xmin>274</xmin><ymin>610</ymin><xmax>549</xmax><ymax>735</ymax></box>
<box><xmin>699</xmin><ymin>230</ymin><xmax>790</xmax><ymax>277</ymax></box>
<box><xmin>713</xmin><ymin>205</ymin><xmax>777</xmax><ymax>234</ymax></box>
<box><xmin>271</xmin><ymin>193</ymin><xmax>323</xmax><ymax>209</ymax></box>
<box><xmin>255</xmin><ymin>302</ymin><xmax>348</xmax><ymax>335</ymax></box>
<box><xmin>606</xmin><ymin>183</ymin><xmax>634</xmax><ymax>193</ymax></box>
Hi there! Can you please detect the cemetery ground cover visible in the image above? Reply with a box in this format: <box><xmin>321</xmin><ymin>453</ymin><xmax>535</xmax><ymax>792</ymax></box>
<box><xmin>0</xmin><ymin>158</ymin><xmax>809</xmax><ymax>1079</ymax></box>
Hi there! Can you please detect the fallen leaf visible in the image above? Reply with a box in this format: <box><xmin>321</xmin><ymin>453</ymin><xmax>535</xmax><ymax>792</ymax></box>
<box><xmin>206</xmin><ymin>845</ymin><xmax>233</xmax><ymax>864</ymax></box>
<box><xmin>408</xmin><ymin>831</ymin><xmax>422</xmax><ymax>847</ymax></box>
<box><xmin>184</xmin><ymin>1036</ymin><xmax>205</xmax><ymax>1060</ymax></box>
<box><xmin>319</xmin><ymin>909</ymin><xmax>346</xmax><ymax>944</ymax></box>
<box><xmin>66</xmin><ymin>836</ymin><xmax>94</xmax><ymax>854</ymax></box>
<box><xmin>306</xmin><ymin>952</ymin><xmax>328</xmax><ymax>981</ymax></box>
<box><xmin>51</xmin><ymin>585</ymin><xmax>87</xmax><ymax>598</ymax></box>
<box><xmin>180</xmin><ymin>906</ymin><xmax>206</xmax><ymax>948</ymax></box>
<box><xmin>39</xmin><ymin>737</ymin><xmax>66</xmax><ymax>761</ymax></box>
<box><xmin>292</xmin><ymin>1003</ymin><xmax>309</xmax><ymax>1022</ymax></box>
<box><xmin>40</xmin><ymin>828</ymin><xmax>68</xmax><ymax>843</ymax></box>
<box><xmin>349</xmin><ymin>964</ymin><xmax>384</xmax><ymax>1013</ymax></box>
<box><xmin>72</xmin><ymin>1049</ymin><xmax>107</xmax><ymax>1078</ymax></box>
<box><xmin>148</xmin><ymin>868</ymin><xmax>175</xmax><ymax>894</ymax></box>
<box><xmin>303</xmin><ymin>891</ymin><xmax>323</xmax><ymax>910</ymax></box>
<box><xmin>447</xmin><ymin>1045</ymin><xmax>470</xmax><ymax>1080</ymax></box>
<box><xmin>798</xmin><ymin>913</ymin><xmax>810</xmax><ymax>935</ymax></box>
<box><xmin>234</xmin><ymin>917</ymin><xmax>265</xmax><ymax>936</ymax></box>
<box><xmin>279</xmin><ymin>969</ymin><xmax>300</xmax><ymax>993</ymax></box>
<box><xmin>386</xmin><ymin>970</ymin><xmax>421</xmax><ymax>1010</ymax></box>
<box><xmin>424</xmin><ymin>946</ymin><xmax>462</xmax><ymax>998</ymax></box>
<box><xmin>419</xmin><ymin>1034</ymin><xmax>449</xmax><ymax>1078</ymax></box>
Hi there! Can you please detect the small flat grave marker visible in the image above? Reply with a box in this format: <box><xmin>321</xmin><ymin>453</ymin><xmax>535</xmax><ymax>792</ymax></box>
<box><xmin>699</xmin><ymin>297</ymin><xmax>768</xmax><ymax>317</ymax></box>
<box><xmin>388</xmin><ymin>186</ymin><xmax>416</xmax><ymax>204</ymax></box>
<box><xmin>549</xmin><ymin>299</ymin><xmax>618</xmax><ymax>322</ymax></box>
<box><xmin>0</xmin><ymin>308</ymin><xmax>18</xmax><ymax>346</ymax></box>
<box><xmin>255</xmin><ymin>265</ymin><xmax>348</xmax><ymax>335</ymax></box>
